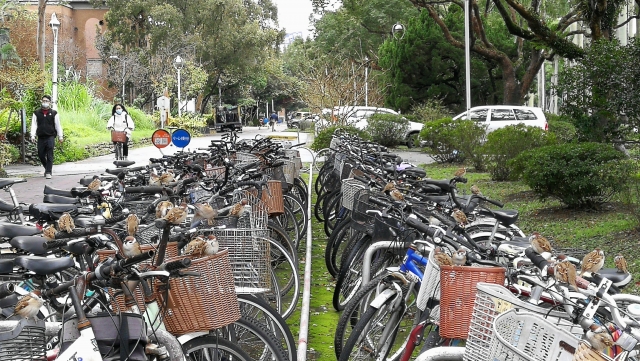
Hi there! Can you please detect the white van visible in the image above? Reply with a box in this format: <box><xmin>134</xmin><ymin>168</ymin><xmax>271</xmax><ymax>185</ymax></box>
<box><xmin>453</xmin><ymin>106</ymin><xmax>548</xmax><ymax>133</ymax></box>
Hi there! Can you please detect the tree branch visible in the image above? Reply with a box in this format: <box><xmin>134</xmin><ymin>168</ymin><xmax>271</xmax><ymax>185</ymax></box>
<box><xmin>472</xmin><ymin>1</ymin><xmax>494</xmax><ymax>49</ymax></box>
<box><xmin>492</xmin><ymin>0</ymin><xmax>535</xmax><ymax>40</ymax></box>
<box><xmin>615</xmin><ymin>15</ymin><xmax>640</xmax><ymax>29</ymax></box>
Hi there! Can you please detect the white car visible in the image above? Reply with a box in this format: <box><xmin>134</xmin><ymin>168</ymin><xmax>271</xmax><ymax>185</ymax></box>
<box><xmin>317</xmin><ymin>106</ymin><xmax>423</xmax><ymax>147</ymax></box>
<box><xmin>453</xmin><ymin>106</ymin><xmax>548</xmax><ymax>133</ymax></box>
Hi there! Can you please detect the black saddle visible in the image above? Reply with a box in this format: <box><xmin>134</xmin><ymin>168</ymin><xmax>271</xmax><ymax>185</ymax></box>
<box><xmin>43</xmin><ymin>185</ymin><xmax>73</xmax><ymax>198</ymax></box>
<box><xmin>478</xmin><ymin>209</ymin><xmax>519</xmax><ymax>226</ymax></box>
<box><xmin>104</xmin><ymin>168</ymin><xmax>126</xmax><ymax>176</ymax></box>
<box><xmin>400</xmin><ymin>167</ymin><xmax>427</xmax><ymax>179</ymax></box>
<box><xmin>14</xmin><ymin>255</ymin><xmax>74</xmax><ymax>275</ymax></box>
<box><xmin>75</xmin><ymin>216</ymin><xmax>106</xmax><ymax>228</ymax></box>
<box><xmin>29</xmin><ymin>203</ymin><xmax>78</xmax><ymax>221</ymax></box>
<box><xmin>70</xmin><ymin>187</ymin><xmax>91</xmax><ymax>198</ymax></box>
<box><xmin>43</xmin><ymin>194</ymin><xmax>80</xmax><ymax>204</ymax></box>
<box><xmin>584</xmin><ymin>268</ymin><xmax>632</xmax><ymax>287</ymax></box>
<box><xmin>79</xmin><ymin>176</ymin><xmax>116</xmax><ymax>186</ymax></box>
<box><xmin>0</xmin><ymin>199</ymin><xmax>15</xmax><ymax>212</ymax></box>
<box><xmin>0</xmin><ymin>223</ymin><xmax>40</xmax><ymax>239</ymax></box>
<box><xmin>422</xmin><ymin>179</ymin><xmax>451</xmax><ymax>192</ymax></box>
<box><xmin>10</xmin><ymin>236</ymin><xmax>48</xmax><ymax>255</ymax></box>
<box><xmin>0</xmin><ymin>178</ymin><xmax>27</xmax><ymax>189</ymax></box>
<box><xmin>63</xmin><ymin>240</ymin><xmax>92</xmax><ymax>256</ymax></box>
<box><xmin>0</xmin><ymin>259</ymin><xmax>13</xmax><ymax>274</ymax></box>
<box><xmin>113</xmin><ymin>160</ymin><xmax>135</xmax><ymax>168</ymax></box>
<box><xmin>423</xmin><ymin>195</ymin><xmax>450</xmax><ymax>204</ymax></box>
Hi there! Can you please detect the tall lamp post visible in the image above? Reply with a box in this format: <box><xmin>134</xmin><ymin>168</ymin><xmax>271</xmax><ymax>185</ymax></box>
<box><xmin>174</xmin><ymin>55</ymin><xmax>184</xmax><ymax>117</ymax></box>
<box><xmin>364</xmin><ymin>56</ymin><xmax>369</xmax><ymax>107</ymax></box>
<box><xmin>109</xmin><ymin>55</ymin><xmax>126</xmax><ymax>103</ymax></box>
<box><xmin>464</xmin><ymin>0</ymin><xmax>471</xmax><ymax>112</ymax></box>
<box><xmin>49</xmin><ymin>13</ymin><xmax>60</xmax><ymax>111</ymax></box>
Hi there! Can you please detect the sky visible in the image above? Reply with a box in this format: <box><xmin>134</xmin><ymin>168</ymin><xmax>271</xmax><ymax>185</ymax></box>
<box><xmin>272</xmin><ymin>0</ymin><xmax>314</xmax><ymax>39</ymax></box>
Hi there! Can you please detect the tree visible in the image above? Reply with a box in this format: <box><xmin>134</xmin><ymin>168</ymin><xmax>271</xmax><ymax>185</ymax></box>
<box><xmin>96</xmin><ymin>0</ymin><xmax>282</xmax><ymax>110</ymax></box>
<box><xmin>556</xmin><ymin>39</ymin><xmax>640</xmax><ymax>144</ymax></box>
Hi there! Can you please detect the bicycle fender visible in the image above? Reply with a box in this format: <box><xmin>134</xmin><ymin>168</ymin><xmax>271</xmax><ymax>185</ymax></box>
<box><xmin>370</xmin><ymin>288</ymin><xmax>400</xmax><ymax>309</ymax></box>
<box><xmin>177</xmin><ymin>331</ymin><xmax>209</xmax><ymax>345</ymax></box>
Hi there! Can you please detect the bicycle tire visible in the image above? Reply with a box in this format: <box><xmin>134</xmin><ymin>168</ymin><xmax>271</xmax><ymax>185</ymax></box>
<box><xmin>324</xmin><ymin>217</ymin><xmax>354</xmax><ymax>277</ymax></box>
<box><xmin>334</xmin><ymin>271</ymin><xmax>389</xmax><ymax>358</ymax></box>
<box><xmin>274</xmin><ymin>206</ymin><xmax>300</xmax><ymax>251</ymax></box>
<box><xmin>182</xmin><ymin>335</ymin><xmax>253</xmax><ymax>361</ymax></box>
<box><xmin>333</xmin><ymin>235</ymin><xmax>370</xmax><ymax>311</ymax></box>
<box><xmin>283</xmin><ymin>194</ymin><xmax>307</xmax><ymax>250</ymax></box>
<box><xmin>265</xmin><ymin>237</ymin><xmax>300</xmax><ymax>320</ymax></box>
<box><xmin>338</xmin><ymin>294</ymin><xmax>402</xmax><ymax>361</ymax></box>
<box><xmin>224</xmin><ymin>316</ymin><xmax>289</xmax><ymax>361</ymax></box>
<box><xmin>237</xmin><ymin>294</ymin><xmax>297</xmax><ymax>361</ymax></box>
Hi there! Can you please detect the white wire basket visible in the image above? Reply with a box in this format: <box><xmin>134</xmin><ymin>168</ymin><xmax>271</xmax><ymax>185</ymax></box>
<box><xmin>341</xmin><ymin>178</ymin><xmax>366</xmax><ymax>211</ymax></box>
<box><xmin>232</xmin><ymin>189</ymin><xmax>269</xmax><ymax>230</ymax></box>
<box><xmin>463</xmin><ymin>283</ymin><xmax>584</xmax><ymax>361</ymax></box>
<box><xmin>329</xmin><ymin>136</ymin><xmax>341</xmax><ymax>149</ymax></box>
<box><xmin>416</xmin><ymin>249</ymin><xmax>442</xmax><ymax>312</ymax></box>
<box><xmin>234</xmin><ymin>152</ymin><xmax>260</xmax><ymax>165</ymax></box>
<box><xmin>282</xmin><ymin>160</ymin><xmax>297</xmax><ymax>185</ymax></box>
<box><xmin>487</xmin><ymin>309</ymin><xmax>579</xmax><ymax>361</ymax></box>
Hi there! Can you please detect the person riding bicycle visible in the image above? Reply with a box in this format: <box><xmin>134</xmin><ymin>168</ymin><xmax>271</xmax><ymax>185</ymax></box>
<box><xmin>269</xmin><ymin>112</ymin><xmax>278</xmax><ymax>131</ymax></box>
<box><xmin>106</xmin><ymin>103</ymin><xmax>135</xmax><ymax>160</ymax></box>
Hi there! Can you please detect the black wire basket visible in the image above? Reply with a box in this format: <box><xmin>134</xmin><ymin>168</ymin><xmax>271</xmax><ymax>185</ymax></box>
<box><xmin>0</xmin><ymin>318</ymin><xmax>46</xmax><ymax>360</ymax></box>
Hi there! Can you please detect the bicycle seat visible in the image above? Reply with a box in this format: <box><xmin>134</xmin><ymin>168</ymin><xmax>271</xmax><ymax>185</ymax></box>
<box><xmin>14</xmin><ymin>255</ymin><xmax>74</xmax><ymax>275</ymax></box>
<box><xmin>0</xmin><ymin>259</ymin><xmax>13</xmax><ymax>274</ymax></box>
<box><xmin>0</xmin><ymin>199</ymin><xmax>15</xmax><ymax>212</ymax></box>
<box><xmin>43</xmin><ymin>184</ymin><xmax>73</xmax><ymax>198</ymax></box>
<box><xmin>64</xmin><ymin>240</ymin><xmax>91</xmax><ymax>256</ymax></box>
<box><xmin>584</xmin><ymin>268</ymin><xmax>632</xmax><ymax>288</ymax></box>
<box><xmin>104</xmin><ymin>168</ymin><xmax>126</xmax><ymax>176</ymax></box>
<box><xmin>400</xmin><ymin>167</ymin><xmax>427</xmax><ymax>178</ymax></box>
<box><xmin>70</xmin><ymin>187</ymin><xmax>91</xmax><ymax>198</ymax></box>
<box><xmin>0</xmin><ymin>223</ymin><xmax>40</xmax><ymax>238</ymax></box>
<box><xmin>421</xmin><ymin>179</ymin><xmax>451</xmax><ymax>192</ymax></box>
<box><xmin>423</xmin><ymin>195</ymin><xmax>450</xmax><ymax>204</ymax></box>
<box><xmin>114</xmin><ymin>160</ymin><xmax>135</xmax><ymax>168</ymax></box>
<box><xmin>0</xmin><ymin>178</ymin><xmax>27</xmax><ymax>189</ymax></box>
<box><xmin>43</xmin><ymin>194</ymin><xmax>80</xmax><ymax>205</ymax></box>
<box><xmin>75</xmin><ymin>216</ymin><xmax>105</xmax><ymax>228</ymax></box>
<box><xmin>29</xmin><ymin>203</ymin><xmax>78</xmax><ymax>221</ymax></box>
<box><xmin>10</xmin><ymin>236</ymin><xmax>48</xmax><ymax>255</ymax></box>
<box><xmin>478</xmin><ymin>209</ymin><xmax>519</xmax><ymax>226</ymax></box>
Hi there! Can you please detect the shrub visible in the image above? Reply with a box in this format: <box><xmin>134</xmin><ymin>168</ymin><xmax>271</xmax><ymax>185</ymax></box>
<box><xmin>0</xmin><ymin>141</ymin><xmax>20</xmax><ymax>166</ymax></box>
<box><xmin>483</xmin><ymin>124</ymin><xmax>556</xmax><ymax>181</ymax></box>
<box><xmin>617</xmin><ymin>166</ymin><xmax>640</xmax><ymax>227</ymax></box>
<box><xmin>54</xmin><ymin>130</ymin><xmax>88</xmax><ymax>164</ymax></box>
<box><xmin>409</xmin><ymin>98</ymin><xmax>452</xmax><ymax>123</ymax></box>
<box><xmin>366</xmin><ymin>114</ymin><xmax>409</xmax><ymax>147</ymax></box>
<box><xmin>546</xmin><ymin>114</ymin><xmax>577</xmax><ymax>143</ymax></box>
<box><xmin>514</xmin><ymin>142</ymin><xmax>631</xmax><ymax>209</ymax></box>
<box><xmin>167</xmin><ymin>113</ymin><xmax>207</xmax><ymax>135</ymax></box>
<box><xmin>311</xmin><ymin>125</ymin><xmax>371</xmax><ymax>151</ymax></box>
<box><xmin>419</xmin><ymin>117</ymin><xmax>486</xmax><ymax>168</ymax></box>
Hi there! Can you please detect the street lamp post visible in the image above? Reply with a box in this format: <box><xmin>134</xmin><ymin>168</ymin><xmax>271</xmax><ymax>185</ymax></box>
<box><xmin>464</xmin><ymin>0</ymin><xmax>472</xmax><ymax>112</ymax></box>
<box><xmin>174</xmin><ymin>55</ymin><xmax>184</xmax><ymax>117</ymax></box>
<box><xmin>49</xmin><ymin>13</ymin><xmax>60</xmax><ymax>111</ymax></box>
<box><xmin>364</xmin><ymin>56</ymin><xmax>369</xmax><ymax>107</ymax></box>
<box><xmin>109</xmin><ymin>55</ymin><xmax>126</xmax><ymax>103</ymax></box>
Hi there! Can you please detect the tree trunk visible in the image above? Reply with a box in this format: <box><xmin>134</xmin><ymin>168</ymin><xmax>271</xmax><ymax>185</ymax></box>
<box><xmin>37</xmin><ymin>0</ymin><xmax>47</xmax><ymax>71</ymax></box>
<box><xmin>499</xmin><ymin>57</ymin><xmax>522</xmax><ymax>105</ymax></box>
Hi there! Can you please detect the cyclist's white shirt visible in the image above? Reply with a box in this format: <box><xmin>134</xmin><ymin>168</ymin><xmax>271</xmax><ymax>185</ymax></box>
<box><xmin>107</xmin><ymin>112</ymin><xmax>135</xmax><ymax>138</ymax></box>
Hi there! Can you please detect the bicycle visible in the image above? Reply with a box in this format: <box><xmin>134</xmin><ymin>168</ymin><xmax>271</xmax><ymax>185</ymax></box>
<box><xmin>110</xmin><ymin>127</ymin><xmax>129</xmax><ymax>160</ymax></box>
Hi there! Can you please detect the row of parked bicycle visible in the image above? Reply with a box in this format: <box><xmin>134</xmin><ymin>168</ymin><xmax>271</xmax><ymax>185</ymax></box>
<box><xmin>0</xmin><ymin>132</ymin><xmax>308</xmax><ymax>361</ymax></box>
<box><xmin>316</xmin><ymin>130</ymin><xmax>639</xmax><ymax>361</ymax></box>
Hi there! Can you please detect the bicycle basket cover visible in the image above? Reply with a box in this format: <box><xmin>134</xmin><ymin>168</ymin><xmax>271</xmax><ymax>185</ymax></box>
<box><xmin>59</xmin><ymin>312</ymin><xmax>148</xmax><ymax>361</ymax></box>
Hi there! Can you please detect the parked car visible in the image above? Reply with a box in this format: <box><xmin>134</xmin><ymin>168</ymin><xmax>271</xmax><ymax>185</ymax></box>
<box><xmin>452</xmin><ymin>106</ymin><xmax>548</xmax><ymax>133</ymax></box>
<box><xmin>316</xmin><ymin>106</ymin><xmax>423</xmax><ymax>148</ymax></box>
<box><xmin>288</xmin><ymin>112</ymin><xmax>316</xmax><ymax>128</ymax></box>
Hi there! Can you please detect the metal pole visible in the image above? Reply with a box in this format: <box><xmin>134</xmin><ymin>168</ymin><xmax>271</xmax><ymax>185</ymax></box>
<box><xmin>297</xmin><ymin>150</ymin><xmax>315</xmax><ymax>361</ymax></box>
<box><xmin>539</xmin><ymin>62</ymin><xmax>545</xmax><ymax>110</ymax></box>
<box><xmin>52</xmin><ymin>27</ymin><xmax>59</xmax><ymax>111</ymax></box>
<box><xmin>464</xmin><ymin>0</ymin><xmax>471</xmax><ymax>111</ymax></box>
<box><xmin>121</xmin><ymin>59</ymin><xmax>126</xmax><ymax>104</ymax></box>
<box><xmin>365</xmin><ymin>65</ymin><xmax>368</xmax><ymax>107</ymax></box>
<box><xmin>218</xmin><ymin>83</ymin><xmax>222</xmax><ymax>107</ymax></box>
<box><xmin>177</xmin><ymin>68</ymin><xmax>182</xmax><ymax>117</ymax></box>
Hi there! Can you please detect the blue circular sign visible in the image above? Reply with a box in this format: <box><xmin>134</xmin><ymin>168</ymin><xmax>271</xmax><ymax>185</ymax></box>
<box><xmin>172</xmin><ymin>128</ymin><xmax>191</xmax><ymax>148</ymax></box>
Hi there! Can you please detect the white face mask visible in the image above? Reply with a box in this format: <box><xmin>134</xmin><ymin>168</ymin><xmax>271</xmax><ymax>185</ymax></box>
<box><xmin>42</xmin><ymin>102</ymin><xmax>50</xmax><ymax>109</ymax></box>
<box><xmin>116</xmin><ymin>109</ymin><xmax>123</xmax><ymax>115</ymax></box>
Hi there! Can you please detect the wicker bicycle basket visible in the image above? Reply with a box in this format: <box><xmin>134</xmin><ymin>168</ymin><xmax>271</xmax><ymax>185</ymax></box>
<box><xmin>0</xmin><ymin>318</ymin><xmax>46</xmax><ymax>360</ymax></box>
<box><xmin>463</xmin><ymin>283</ymin><xmax>584</xmax><ymax>361</ymax></box>
<box><xmin>488</xmin><ymin>309</ymin><xmax>579</xmax><ymax>361</ymax></box>
<box><xmin>341</xmin><ymin>178</ymin><xmax>366</xmax><ymax>211</ymax></box>
<box><xmin>261</xmin><ymin>180</ymin><xmax>285</xmax><ymax>217</ymax></box>
<box><xmin>111</xmin><ymin>130</ymin><xmax>127</xmax><ymax>143</ymax></box>
<box><xmin>438</xmin><ymin>265</ymin><xmax>505</xmax><ymax>339</ymax></box>
<box><xmin>572</xmin><ymin>341</ymin><xmax>614</xmax><ymax>361</ymax></box>
<box><xmin>97</xmin><ymin>243</ymin><xmax>179</xmax><ymax>313</ymax></box>
<box><xmin>156</xmin><ymin>249</ymin><xmax>240</xmax><ymax>335</ymax></box>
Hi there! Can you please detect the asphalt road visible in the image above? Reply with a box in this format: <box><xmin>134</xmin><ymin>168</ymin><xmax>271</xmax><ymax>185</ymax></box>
<box><xmin>4</xmin><ymin>126</ymin><xmax>434</xmax><ymax>204</ymax></box>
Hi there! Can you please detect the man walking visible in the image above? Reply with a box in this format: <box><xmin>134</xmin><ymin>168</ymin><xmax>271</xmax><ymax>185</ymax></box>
<box><xmin>30</xmin><ymin>95</ymin><xmax>63</xmax><ymax>179</ymax></box>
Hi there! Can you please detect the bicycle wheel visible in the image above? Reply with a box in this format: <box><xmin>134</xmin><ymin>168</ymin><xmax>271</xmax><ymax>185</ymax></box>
<box><xmin>313</xmin><ymin>148</ymin><xmax>333</xmax><ymax>173</ymax></box>
<box><xmin>273</xmin><ymin>206</ymin><xmax>300</xmax><ymax>251</ymax></box>
<box><xmin>182</xmin><ymin>335</ymin><xmax>252</xmax><ymax>361</ymax></box>
<box><xmin>333</xmin><ymin>235</ymin><xmax>370</xmax><ymax>311</ymax></box>
<box><xmin>334</xmin><ymin>271</ymin><xmax>389</xmax><ymax>358</ymax></box>
<box><xmin>223</xmin><ymin>316</ymin><xmax>289</xmax><ymax>361</ymax></box>
<box><xmin>266</xmin><ymin>237</ymin><xmax>300</xmax><ymax>319</ymax></box>
<box><xmin>115</xmin><ymin>142</ymin><xmax>123</xmax><ymax>160</ymax></box>
<box><xmin>237</xmin><ymin>294</ymin><xmax>297</xmax><ymax>361</ymax></box>
<box><xmin>325</xmin><ymin>217</ymin><xmax>355</xmax><ymax>277</ymax></box>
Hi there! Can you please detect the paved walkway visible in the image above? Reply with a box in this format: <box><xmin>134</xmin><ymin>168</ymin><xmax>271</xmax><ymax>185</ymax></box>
<box><xmin>3</xmin><ymin>126</ymin><xmax>433</xmax><ymax>204</ymax></box>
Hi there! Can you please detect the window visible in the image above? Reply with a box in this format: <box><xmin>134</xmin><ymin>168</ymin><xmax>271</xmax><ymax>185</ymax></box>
<box><xmin>490</xmin><ymin>109</ymin><xmax>516</xmax><ymax>121</ymax></box>
<box><xmin>514</xmin><ymin>109</ymin><xmax>538</xmax><ymax>120</ymax></box>
<box><xmin>468</xmin><ymin>108</ymin><xmax>488</xmax><ymax>122</ymax></box>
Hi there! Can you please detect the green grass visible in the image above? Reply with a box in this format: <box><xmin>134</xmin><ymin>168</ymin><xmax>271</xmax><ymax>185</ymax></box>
<box><xmin>423</xmin><ymin>163</ymin><xmax>640</xmax><ymax>293</ymax></box>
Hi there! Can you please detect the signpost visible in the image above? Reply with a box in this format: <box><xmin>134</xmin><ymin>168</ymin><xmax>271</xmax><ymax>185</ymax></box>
<box><xmin>171</xmin><ymin>129</ymin><xmax>191</xmax><ymax>149</ymax></box>
<box><xmin>152</xmin><ymin>129</ymin><xmax>171</xmax><ymax>150</ymax></box>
